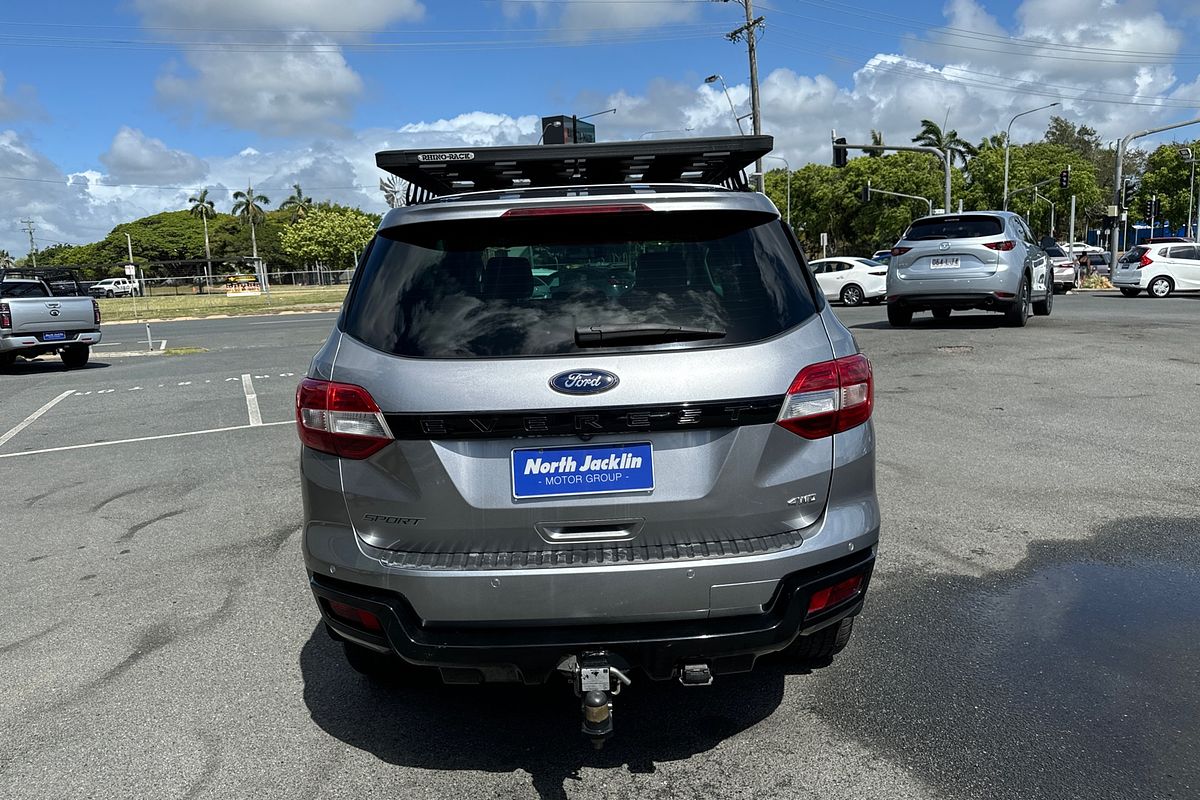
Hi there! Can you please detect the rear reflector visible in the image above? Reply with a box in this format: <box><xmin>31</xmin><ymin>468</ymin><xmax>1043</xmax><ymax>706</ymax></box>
<box><xmin>327</xmin><ymin>599</ymin><xmax>383</xmax><ymax>632</ymax></box>
<box><xmin>890</xmin><ymin>246</ymin><xmax>911</xmax><ymax>257</ymax></box>
<box><xmin>296</xmin><ymin>378</ymin><xmax>392</xmax><ymax>459</ymax></box>
<box><xmin>994</xmin><ymin>291</ymin><xmax>1016</xmax><ymax>299</ymax></box>
<box><xmin>808</xmin><ymin>574</ymin><xmax>864</xmax><ymax>615</ymax></box>
<box><xmin>501</xmin><ymin>204</ymin><xmax>653</xmax><ymax>218</ymax></box>
<box><xmin>777</xmin><ymin>354</ymin><xmax>873</xmax><ymax>439</ymax></box>
<box><xmin>984</xmin><ymin>240</ymin><xmax>1017</xmax><ymax>251</ymax></box>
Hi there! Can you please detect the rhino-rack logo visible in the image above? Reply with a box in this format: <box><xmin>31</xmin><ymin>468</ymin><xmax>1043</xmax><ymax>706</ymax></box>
<box><xmin>416</xmin><ymin>152</ymin><xmax>475</xmax><ymax>162</ymax></box>
<box><xmin>362</xmin><ymin>514</ymin><xmax>423</xmax><ymax>526</ymax></box>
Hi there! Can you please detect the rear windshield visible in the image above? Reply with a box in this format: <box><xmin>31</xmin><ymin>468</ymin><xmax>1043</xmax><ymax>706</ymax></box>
<box><xmin>341</xmin><ymin>209</ymin><xmax>817</xmax><ymax>358</ymax></box>
<box><xmin>1</xmin><ymin>281</ymin><xmax>49</xmax><ymax>298</ymax></box>
<box><xmin>904</xmin><ymin>215</ymin><xmax>1004</xmax><ymax>241</ymax></box>
<box><xmin>1044</xmin><ymin>245</ymin><xmax>1066</xmax><ymax>257</ymax></box>
<box><xmin>1118</xmin><ymin>247</ymin><xmax>1148</xmax><ymax>263</ymax></box>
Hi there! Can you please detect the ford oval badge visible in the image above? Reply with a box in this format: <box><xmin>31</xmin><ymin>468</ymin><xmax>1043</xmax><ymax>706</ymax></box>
<box><xmin>549</xmin><ymin>369</ymin><xmax>619</xmax><ymax>395</ymax></box>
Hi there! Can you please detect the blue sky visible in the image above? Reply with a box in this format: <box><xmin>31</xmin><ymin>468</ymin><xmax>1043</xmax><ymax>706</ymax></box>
<box><xmin>2</xmin><ymin>0</ymin><xmax>1200</xmax><ymax>253</ymax></box>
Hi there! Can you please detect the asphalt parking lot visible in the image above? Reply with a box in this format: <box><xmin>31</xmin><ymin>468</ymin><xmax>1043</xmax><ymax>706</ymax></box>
<box><xmin>2</xmin><ymin>296</ymin><xmax>1198</xmax><ymax>800</ymax></box>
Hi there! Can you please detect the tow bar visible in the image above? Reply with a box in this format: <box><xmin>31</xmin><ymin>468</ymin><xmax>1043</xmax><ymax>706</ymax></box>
<box><xmin>557</xmin><ymin>652</ymin><xmax>632</xmax><ymax>749</ymax></box>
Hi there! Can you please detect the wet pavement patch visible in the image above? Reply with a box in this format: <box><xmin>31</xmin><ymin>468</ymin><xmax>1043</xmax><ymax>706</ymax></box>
<box><xmin>812</xmin><ymin>516</ymin><xmax>1200</xmax><ymax>799</ymax></box>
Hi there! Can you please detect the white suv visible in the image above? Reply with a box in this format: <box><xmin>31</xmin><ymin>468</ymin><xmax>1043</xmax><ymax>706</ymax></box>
<box><xmin>1113</xmin><ymin>243</ymin><xmax>1200</xmax><ymax>297</ymax></box>
<box><xmin>88</xmin><ymin>277</ymin><xmax>140</xmax><ymax>297</ymax></box>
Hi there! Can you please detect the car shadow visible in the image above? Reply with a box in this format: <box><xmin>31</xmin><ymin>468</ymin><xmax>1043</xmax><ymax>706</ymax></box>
<box><xmin>300</xmin><ymin>626</ymin><xmax>791</xmax><ymax>799</ymax></box>
<box><xmin>850</xmin><ymin>315</ymin><xmax>1011</xmax><ymax>331</ymax></box>
<box><xmin>0</xmin><ymin>359</ymin><xmax>109</xmax><ymax>375</ymax></box>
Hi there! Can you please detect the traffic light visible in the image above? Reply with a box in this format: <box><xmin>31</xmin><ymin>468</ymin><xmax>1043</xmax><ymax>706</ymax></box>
<box><xmin>833</xmin><ymin>137</ymin><xmax>848</xmax><ymax>168</ymax></box>
<box><xmin>859</xmin><ymin>183</ymin><xmax>870</xmax><ymax>202</ymax></box>
<box><xmin>1153</xmin><ymin>197</ymin><xmax>1162</xmax><ymax>216</ymax></box>
<box><xmin>1145</xmin><ymin>198</ymin><xmax>1154</xmax><ymax>218</ymax></box>
<box><xmin>1123</xmin><ymin>181</ymin><xmax>1135</xmax><ymax>208</ymax></box>
<box><xmin>1059</xmin><ymin>167</ymin><xmax>1070</xmax><ymax>189</ymax></box>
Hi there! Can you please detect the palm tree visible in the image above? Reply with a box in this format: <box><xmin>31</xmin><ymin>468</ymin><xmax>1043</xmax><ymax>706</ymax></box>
<box><xmin>976</xmin><ymin>132</ymin><xmax>1007</xmax><ymax>152</ymax></box>
<box><xmin>231</xmin><ymin>183</ymin><xmax>270</xmax><ymax>259</ymax></box>
<box><xmin>0</xmin><ymin>249</ymin><xmax>14</xmax><ymax>269</ymax></box>
<box><xmin>279</xmin><ymin>182</ymin><xmax>312</xmax><ymax>223</ymax></box>
<box><xmin>188</xmin><ymin>188</ymin><xmax>216</xmax><ymax>286</ymax></box>
<box><xmin>865</xmin><ymin>129</ymin><xmax>885</xmax><ymax>158</ymax></box>
<box><xmin>912</xmin><ymin>119</ymin><xmax>978</xmax><ymax>167</ymax></box>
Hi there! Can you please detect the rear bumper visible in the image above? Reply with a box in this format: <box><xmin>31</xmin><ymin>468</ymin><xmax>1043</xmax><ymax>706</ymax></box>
<box><xmin>0</xmin><ymin>330</ymin><xmax>101</xmax><ymax>353</ymax></box>
<box><xmin>1052</xmin><ymin>266</ymin><xmax>1076</xmax><ymax>283</ymax></box>
<box><xmin>1111</xmin><ymin>271</ymin><xmax>1142</xmax><ymax>288</ymax></box>
<box><xmin>887</xmin><ymin>292</ymin><xmax>1017</xmax><ymax>312</ymax></box>
<box><xmin>310</xmin><ymin>547</ymin><xmax>875</xmax><ymax>682</ymax></box>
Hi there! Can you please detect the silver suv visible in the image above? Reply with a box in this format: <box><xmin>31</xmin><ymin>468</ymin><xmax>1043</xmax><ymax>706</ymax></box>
<box><xmin>886</xmin><ymin>212</ymin><xmax>1053</xmax><ymax>326</ymax></box>
<box><xmin>297</xmin><ymin>137</ymin><xmax>878</xmax><ymax>744</ymax></box>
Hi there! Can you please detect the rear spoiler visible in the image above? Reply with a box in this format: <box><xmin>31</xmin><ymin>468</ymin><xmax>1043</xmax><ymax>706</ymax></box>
<box><xmin>376</xmin><ymin>135</ymin><xmax>773</xmax><ymax>204</ymax></box>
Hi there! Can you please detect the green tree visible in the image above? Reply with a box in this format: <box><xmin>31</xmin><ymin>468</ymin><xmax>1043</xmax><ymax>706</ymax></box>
<box><xmin>279</xmin><ymin>182</ymin><xmax>313</xmax><ymax>223</ymax></box>
<box><xmin>1135</xmin><ymin>141</ymin><xmax>1200</xmax><ymax>231</ymax></box>
<box><xmin>231</xmin><ymin>183</ymin><xmax>270</xmax><ymax>259</ymax></box>
<box><xmin>0</xmin><ymin>249</ymin><xmax>14</xmax><ymax>268</ymax></box>
<box><xmin>279</xmin><ymin>207</ymin><xmax>377</xmax><ymax>275</ymax></box>
<box><xmin>912</xmin><ymin>119</ymin><xmax>977</xmax><ymax>167</ymax></box>
<box><xmin>864</xmin><ymin>129</ymin><xmax>885</xmax><ymax>158</ymax></box>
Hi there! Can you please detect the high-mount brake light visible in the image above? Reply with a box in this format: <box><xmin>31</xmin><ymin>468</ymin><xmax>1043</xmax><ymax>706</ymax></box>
<box><xmin>0</xmin><ymin>302</ymin><xmax>10</xmax><ymax>329</ymax></box>
<box><xmin>890</xmin><ymin>246</ymin><xmax>911</xmax><ymax>257</ymax></box>
<box><xmin>777</xmin><ymin>354</ymin><xmax>873</xmax><ymax>439</ymax></box>
<box><xmin>984</xmin><ymin>240</ymin><xmax>1017</xmax><ymax>251</ymax></box>
<box><xmin>295</xmin><ymin>378</ymin><xmax>393</xmax><ymax>459</ymax></box>
<box><xmin>501</xmin><ymin>204</ymin><xmax>654</xmax><ymax>218</ymax></box>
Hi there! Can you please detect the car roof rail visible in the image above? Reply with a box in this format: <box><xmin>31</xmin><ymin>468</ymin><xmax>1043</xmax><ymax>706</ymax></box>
<box><xmin>375</xmin><ymin>135</ymin><xmax>773</xmax><ymax>204</ymax></box>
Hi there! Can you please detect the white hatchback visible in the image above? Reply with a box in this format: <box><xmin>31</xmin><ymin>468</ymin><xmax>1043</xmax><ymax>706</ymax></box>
<box><xmin>808</xmin><ymin>257</ymin><xmax>888</xmax><ymax>306</ymax></box>
<box><xmin>1112</xmin><ymin>243</ymin><xmax>1200</xmax><ymax>297</ymax></box>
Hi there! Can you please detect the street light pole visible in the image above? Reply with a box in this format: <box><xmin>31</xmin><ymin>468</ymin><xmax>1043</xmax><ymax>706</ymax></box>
<box><xmin>704</xmin><ymin>74</ymin><xmax>745</xmax><ymax>135</ymax></box>
<box><xmin>765</xmin><ymin>155</ymin><xmax>791</xmax><ymax>232</ymax></box>
<box><xmin>1003</xmin><ymin>102</ymin><xmax>1060</xmax><ymax>211</ymax></box>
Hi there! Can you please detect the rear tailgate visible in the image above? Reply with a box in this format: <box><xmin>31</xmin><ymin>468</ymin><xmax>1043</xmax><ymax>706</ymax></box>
<box><xmin>6</xmin><ymin>297</ymin><xmax>95</xmax><ymax>334</ymax></box>
<box><xmin>897</xmin><ymin>214</ymin><xmax>1006</xmax><ymax>280</ymax></box>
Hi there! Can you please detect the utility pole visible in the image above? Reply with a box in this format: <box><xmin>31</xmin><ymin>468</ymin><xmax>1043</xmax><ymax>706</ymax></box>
<box><xmin>20</xmin><ymin>218</ymin><xmax>37</xmax><ymax>267</ymax></box>
<box><xmin>720</xmin><ymin>0</ymin><xmax>765</xmax><ymax>190</ymax></box>
<box><xmin>1150</xmin><ymin>193</ymin><xmax>1157</xmax><ymax>234</ymax></box>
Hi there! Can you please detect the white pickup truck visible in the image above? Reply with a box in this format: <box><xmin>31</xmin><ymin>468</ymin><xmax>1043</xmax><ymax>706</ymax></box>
<box><xmin>0</xmin><ymin>269</ymin><xmax>102</xmax><ymax>369</ymax></box>
<box><xmin>88</xmin><ymin>277</ymin><xmax>141</xmax><ymax>297</ymax></box>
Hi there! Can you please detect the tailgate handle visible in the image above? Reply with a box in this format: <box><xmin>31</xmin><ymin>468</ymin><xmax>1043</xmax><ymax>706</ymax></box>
<box><xmin>536</xmin><ymin>519</ymin><xmax>644</xmax><ymax>543</ymax></box>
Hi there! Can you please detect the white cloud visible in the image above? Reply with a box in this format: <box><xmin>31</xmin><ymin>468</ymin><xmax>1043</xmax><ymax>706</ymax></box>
<box><xmin>133</xmin><ymin>0</ymin><xmax>424</xmax><ymax>31</ymax></box>
<box><xmin>500</xmin><ymin>0</ymin><xmax>698</xmax><ymax>30</ymax></box>
<box><xmin>0</xmin><ymin>72</ymin><xmax>43</xmax><ymax>121</ymax></box>
<box><xmin>99</xmin><ymin>127</ymin><xmax>209</xmax><ymax>184</ymax></box>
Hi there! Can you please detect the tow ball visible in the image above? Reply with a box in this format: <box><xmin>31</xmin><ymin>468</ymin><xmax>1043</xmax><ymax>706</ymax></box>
<box><xmin>557</xmin><ymin>651</ymin><xmax>632</xmax><ymax>749</ymax></box>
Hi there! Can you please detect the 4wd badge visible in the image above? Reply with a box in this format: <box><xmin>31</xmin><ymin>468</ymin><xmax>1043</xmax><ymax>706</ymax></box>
<box><xmin>417</xmin><ymin>152</ymin><xmax>475</xmax><ymax>162</ymax></box>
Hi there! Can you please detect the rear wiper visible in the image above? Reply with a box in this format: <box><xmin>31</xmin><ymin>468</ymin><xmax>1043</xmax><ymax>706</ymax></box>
<box><xmin>575</xmin><ymin>324</ymin><xmax>727</xmax><ymax>347</ymax></box>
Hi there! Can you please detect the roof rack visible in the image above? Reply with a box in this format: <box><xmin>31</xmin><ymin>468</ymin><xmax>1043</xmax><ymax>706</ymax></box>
<box><xmin>376</xmin><ymin>135</ymin><xmax>773</xmax><ymax>204</ymax></box>
<box><xmin>1</xmin><ymin>267</ymin><xmax>85</xmax><ymax>296</ymax></box>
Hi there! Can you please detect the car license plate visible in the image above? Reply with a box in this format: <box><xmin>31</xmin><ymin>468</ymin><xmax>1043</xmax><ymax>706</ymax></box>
<box><xmin>929</xmin><ymin>257</ymin><xmax>960</xmax><ymax>269</ymax></box>
<box><xmin>42</xmin><ymin>331</ymin><xmax>66</xmax><ymax>341</ymax></box>
<box><xmin>511</xmin><ymin>442</ymin><xmax>653</xmax><ymax>499</ymax></box>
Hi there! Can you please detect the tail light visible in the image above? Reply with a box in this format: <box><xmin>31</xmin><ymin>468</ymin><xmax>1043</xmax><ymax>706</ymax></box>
<box><xmin>984</xmin><ymin>240</ymin><xmax>1016</xmax><ymax>251</ymax></box>
<box><xmin>92</xmin><ymin>299</ymin><xmax>101</xmax><ymax>325</ymax></box>
<box><xmin>890</xmin><ymin>246</ymin><xmax>911</xmax><ymax>257</ymax></box>
<box><xmin>808</xmin><ymin>574</ymin><xmax>864</xmax><ymax>615</ymax></box>
<box><xmin>295</xmin><ymin>378</ymin><xmax>392</xmax><ymax>459</ymax></box>
<box><xmin>326</xmin><ymin>600</ymin><xmax>383</xmax><ymax>633</ymax></box>
<box><xmin>0</xmin><ymin>302</ymin><xmax>10</xmax><ymax>329</ymax></box>
<box><xmin>869</xmin><ymin>270</ymin><xmax>888</xmax><ymax>276</ymax></box>
<box><xmin>1139</xmin><ymin>253</ymin><xmax>1152</xmax><ymax>268</ymax></box>
<box><xmin>777</xmin><ymin>354</ymin><xmax>873</xmax><ymax>439</ymax></box>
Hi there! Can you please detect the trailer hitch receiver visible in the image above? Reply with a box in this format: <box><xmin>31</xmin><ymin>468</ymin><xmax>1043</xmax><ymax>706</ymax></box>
<box><xmin>558</xmin><ymin>651</ymin><xmax>632</xmax><ymax>749</ymax></box>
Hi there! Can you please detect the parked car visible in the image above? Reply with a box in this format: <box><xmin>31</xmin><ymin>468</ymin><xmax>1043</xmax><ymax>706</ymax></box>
<box><xmin>1083</xmin><ymin>252</ymin><xmax>1111</xmax><ymax>278</ymax></box>
<box><xmin>1140</xmin><ymin>237</ymin><xmax>1192</xmax><ymax>245</ymax></box>
<box><xmin>1044</xmin><ymin>245</ymin><xmax>1080</xmax><ymax>292</ymax></box>
<box><xmin>1</xmin><ymin>269</ymin><xmax>102</xmax><ymax>369</ymax></box>
<box><xmin>1112</xmin><ymin>243</ymin><xmax>1200</xmax><ymax>297</ymax></box>
<box><xmin>808</xmin><ymin>257</ymin><xmax>888</xmax><ymax>306</ymax></box>
<box><xmin>886</xmin><ymin>211</ymin><xmax>1053</xmax><ymax>326</ymax></box>
<box><xmin>1057</xmin><ymin>241</ymin><xmax>1103</xmax><ymax>255</ymax></box>
<box><xmin>297</xmin><ymin>136</ymin><xmax>879</xmax><ymax>746</ymax></box>
<box><xmin>88</xmin><ymin>277</ymin><xmax>141</xmax><ymax>297</ymax></box>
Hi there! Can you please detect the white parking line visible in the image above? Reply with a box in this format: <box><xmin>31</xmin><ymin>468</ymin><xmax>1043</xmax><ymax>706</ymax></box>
<box><xmin>241</xmin><ymin>373</ymin><xmax>263</xmax><ymax>426</ymax></box>
<box><xmin>0</xmin><ymin>390</ymin><xmax>75</xmax><ymax>451</ymax></box>
<box><xmin>0</xmin><ymin>421</ymin><xmax>291</xmax><ymax>460</ymax></box>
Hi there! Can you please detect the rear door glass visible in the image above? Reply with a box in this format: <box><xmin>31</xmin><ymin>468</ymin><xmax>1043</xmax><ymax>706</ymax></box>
<box><xmin>1</xmin><ymin>281</ymin><xmax>49</xmax><ymax>298</ymax></box>
<box><xmin>905</xmin><ymin>215</ymin><xmax>1004</xmax><ymax>240</ymax></box>
<box><xmin>342</xmin><ymin>209</ymin><xmax>817</xmax><ymax>358</ymax></box>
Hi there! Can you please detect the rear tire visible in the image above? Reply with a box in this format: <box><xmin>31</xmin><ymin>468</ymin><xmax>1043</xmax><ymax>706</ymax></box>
<box><xmin>785</xmin><ymin>618</ymin><xmax>855</xmax><ymax>667</ymax></box>
<box><xmin>1120</xmin><ymin>288</ymin><xmax>1140</xmax><ymax>297</ymax></box>
<box><xmin>105</xmin><ymin>290</ymin><xmax>114</xmax><ymax>298</ymax></box>
<box><xmin>931</xmin><ymin>308</ymin><xmax>951</xmax><ymax>320</ymax></box>
<box><xmin>342</xmin><ymin>641</ymin><xmax>404</xmax><ymax>680</ymax></box>
<box><xmin>887</xmin><ymin>304</ymin><xmax>912</xmax><ymax>327</ymax></box>
<box><xmin>1003</xmin><ymin>275</ymin><xmax>1031</xmax><ymax>327</ymax></box>
<box><xmin>60</xmin><ymin>345</ymin><xmax>90</xmax><ymax>369</ymax></box>
<box><xmin>840</xmin><ymin>284</ymin><xmax>864</xmax><ymax>307</ymax></box>
<box><xmin>1148</xmin><ymin>276</ymin><xmax>1173</xmax><ymax>298</ymax></box>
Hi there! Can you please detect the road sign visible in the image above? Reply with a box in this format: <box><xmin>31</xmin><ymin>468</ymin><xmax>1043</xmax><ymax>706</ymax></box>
<box><xmin>124</xmin><ymin>265</ymin><xmax>136</xmax><ymax>277</ymax></box>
